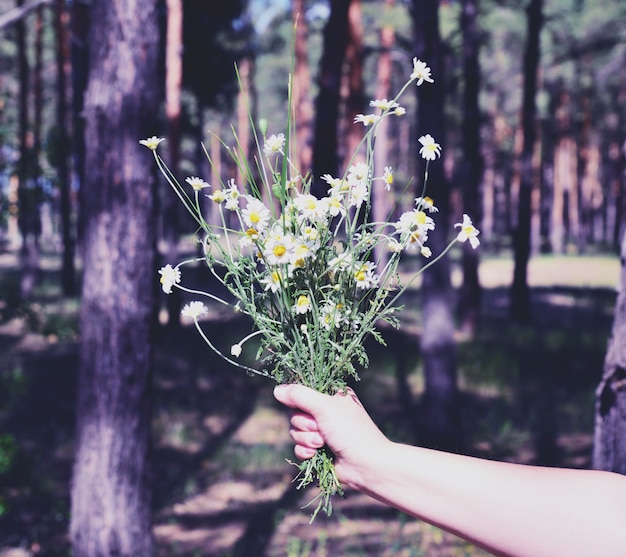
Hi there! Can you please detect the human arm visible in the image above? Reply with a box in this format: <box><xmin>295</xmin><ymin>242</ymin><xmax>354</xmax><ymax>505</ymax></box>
<box><xmin>274</xmin><ymin>383</ymin><xmax>626</xmax><ymax>557</ymax></box>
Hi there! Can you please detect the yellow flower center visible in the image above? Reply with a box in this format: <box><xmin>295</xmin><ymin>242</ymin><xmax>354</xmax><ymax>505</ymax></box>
<box><xmin>416</xmin><ymin>211</ymin><xmax>427</xmax><ymax>225</ymax></box>
<box><xmin>273</xmin><ymin>245</ymin><xmax>287</xmax><ymax>257</ymax></box>
<box><xmin>296</xmin><ymin>295</ymin><xmax>309</xmax><ymax>307</ymax></box>
<box><xmin>355</xmin><ymin>270</ymin><xmax>366</xmax><ymax>282</ymax></box>
<box><xmin>250</xmin><ymin>212</ymin><xmax>261</xmax><ymax>224</ymax></box>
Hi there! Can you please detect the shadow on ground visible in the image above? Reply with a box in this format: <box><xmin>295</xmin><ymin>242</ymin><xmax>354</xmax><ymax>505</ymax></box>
<box><xmin>0</xmin><ymin>252</ymin><xmax>617</xmax><ymax>556</ymax></box>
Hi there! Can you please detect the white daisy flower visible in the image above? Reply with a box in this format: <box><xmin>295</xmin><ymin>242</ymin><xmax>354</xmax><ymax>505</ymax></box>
<box><xmin>415</xmin><ymin>196</ymin><xmax>439</xmax><ymax>213</ymax></box>
<box><xmin>181</xmin><ymin>301</ymin><xmax>208</xmax><ymax>320</ymax></box>
<box><xmin>263</xmin><ymin>232</ymin><xmax>296</xmax><ymax>266</ymax></box>
<box><xmin>158</xmin><ymin>264</ymin><xmax>181</xmax><ymax>294</ymax></box>
<box><xmin>418</xmin><ymin>134</ymin><xmax>442</xmax><ymax>161</ymax></box>
<box><xmin>185</xmin><ymin>176</ymin><xmax>210</xmax><ymax>191</ymax></box>
<box><xmin>224</xmin><ymin>179</ymin><xmax>241</xmax><ymax>211</ymax></box>
<box><xmin>139</xmin><ymin>136</ymin><xmax>165</xmax><ymax>150</ymax></box>
<box><xmin>410</xmin><ymin>58</ymin><xmax>434</xmax><ymax>86</ymax></box>
<box><xmin>354</xmin><ymin>113</ymin><xmax>381</xmax><ymax>126</ymax></box>
<box><xmin>292</xmin><ymin>295</ymin><xmax>312</xmax><ymax>315</ymax></box>
<box><xmin>263</xmin><ymin>133</ymin><xmax>285</xmax><ymax>157</ymax></box>
<box><xmin>242</xmin><ymin>196</ymin><xmax>271</xmax><ymax>232</ymax></box>
<box><xmin>455</xmin><ymin>214</ymin><xmax>480</xmax><ymax>249</ymax></box>
<box><xmin>369</xmin><ymin>99</ymin><xmax>400</xmax><ymax>111</ymax></box>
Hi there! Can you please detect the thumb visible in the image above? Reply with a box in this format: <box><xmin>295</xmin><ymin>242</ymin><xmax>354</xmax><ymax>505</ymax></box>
<box><xmin>273</xmin><ymin>383</ymin><xmax>329</xmax><ymax>416</ymax></box>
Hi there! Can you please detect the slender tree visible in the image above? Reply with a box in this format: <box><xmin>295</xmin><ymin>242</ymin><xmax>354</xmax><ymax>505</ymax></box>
<box><xmin>372</xmin><ymin>0</ymin><xmax>395</xmax><ymax>267</ymax></box>
<box><xmin>15</xmin><ymin>0</ymin><xmax>41</xmax><ymax>299</ymax></box>
<box><xmin>311</xmin><ymin>0</ymin><xmax>352</xmax><ymax>198</ymax></box>
<box><xmin>55</xmin><ymin>0</ymin><xmax>76</xmax><ymax>296</ymax></box>
<box><xmin>412</xmin><ymin>0</ymin><xmax>459</xmax><ymax>449</ymax></box>
<box><xmin>69</xmin><ymin>0</ymin><xmax>160</xmax><ymax>554</ymax></box>
<box><xmin>510</xmin><ymin>0</ymin><xmax>543</xmax><ymax>322</ymax></box>
<box><xmin>70</xmin><ymin>0</ymin><xmax>89</xmax><ymax>246</ymax></box>
<box><xmin>33</xmin><ymin>4</ymin><xmax>42</xmax><ymax>173</ymax></box>
<box><xmin>343</xmin><ymin>0</ymin><xmax>365</xmax><ymax>165</ymax></box>
<box><xmin>292</xmin><ymin>0</ymin><xmax>313</xmax><ymax>173</ymax></box>
<box><xmin>458</xmin><ymin>0</ymin><xmax>483</xmax><ymax>335</ymax></box>
<box><xmin>593</xmin><ymin>229</ymin><xmax>626</xmax><ymax>474</ymax></box>
<box><xmin>550</xmin><ymin>87</ymin><xmax>578</xmax><ymax>254</ymax></box>
<box><xmin>163</xmin><ymin>0</ymin><xmax>183</xmax><ymax>327</ymax></box>
<box><xmin>15</xmin><ymin>0</ymin><xmax>28</xmax><ymax>178</ymax></box>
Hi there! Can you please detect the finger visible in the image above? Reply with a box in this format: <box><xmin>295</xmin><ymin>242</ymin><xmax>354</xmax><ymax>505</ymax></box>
<box><xmin>274</xmin><ymin>384</ymin><xmax>329</xmax><ymax>415</ymax></box>
<box><xmin>289</xmin><ymin>429</ymin><xmax>324</xmax><ymax>449</ymax></box>
<box><xmin>294</xmin><ymin>445</ymin><xmax>317</xmax><ymax>460</ymax></box>
<box><xmin>290</xmin><ymin>412</ymin><xmax>318</xmax><ymax>432</ymax></box>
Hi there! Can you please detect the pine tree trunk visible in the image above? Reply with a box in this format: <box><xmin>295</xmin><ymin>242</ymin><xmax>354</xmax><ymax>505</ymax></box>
<box><xmin>292</xmin><ymin>0</ymin><xmax>313</xmax><ymax>172</ymax></box>
<box><xmin>372</xmin><ymin>0</ymin><xmax>395</xmax><ymax>267</ymax></box>
<box><xmin>16</xmin><ymin>0</ymin><xmax>28</xmax><ymax>185</ymax></box>
<box><xmin>16</xmin><ymin>0</ymin><xmax>41</xmax><ymax>300</ymax></box>
<box><xmin>69</xmin><ymin>1</ymin><xmax>160</xmax><ymax>555</ymax></box>
<box><xmin>343</xmin><ymin>0</ymin><xmax>364</xmax><ymax>165</ymax></box>
<box><xmin>458</xmin><ymin>0</ymin><xmax>483</xmax><ymax>336</ymax></box>
<box><xmin>163</xmin><ymin>0</ymin><xmax>183</xmax><ymax>327</ymax></box>
<box><xmin>55</xmin><ymin>0</ymin><xmax>76</xmax><ymax>296</ymax></box>
<box><xmin>510</xmin><ymin>0</ymin><xmax>542</xmax><ymax>323</ymax></box>
<box><xmin>70</xmin><ymin>0</ymin><xmax>89</xmax><ymax>247</ymax></box>
<box><xmin>311</xmin><ymin>0</ymin><xmax>351</xmax><ymax>197</ymax></box>
<box><xmin>412</xmin><ymin>0</ymin><xmax>459</xmax><ymax>450</ymax></box>
<box><xmin>33</xmin><ymin>5</ymin><xmax>42</xmax><ymax>172</ymax></box>
<box><xmin>593</xmin><ymin>229</ymin><xmax>626</xmax><ymax>474</ymax></box>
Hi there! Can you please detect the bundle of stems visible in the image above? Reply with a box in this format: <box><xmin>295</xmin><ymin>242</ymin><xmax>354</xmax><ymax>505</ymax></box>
<box><xmin>141</xmin><ymin>57</ymin><xmax>479</xmax><ymax>520</ymax></box>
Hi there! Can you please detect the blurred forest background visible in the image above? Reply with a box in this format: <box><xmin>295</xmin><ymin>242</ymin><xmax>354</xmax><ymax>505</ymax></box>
<box><xmin>0</xmin><ymin>0</ymin><xmax>625</xmax><ymax>555</ymax></box>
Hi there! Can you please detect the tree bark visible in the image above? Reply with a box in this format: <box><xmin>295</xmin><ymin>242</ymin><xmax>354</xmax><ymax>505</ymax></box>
<box><xmin>593</xmin><ymin>229</ymin><xmax>626</xmax><ymax>474</ymax></box>
<box><xmin>163</xmin><ymin>0</ymin><xmax>183</xmax><ymax>327</ymax></box>
<box><xmin>510</xmin><ymin>0</ymin><xmax>543</xmax><ymax>323</ymax></box>
<box><xmin>412</xmin><ymin>0</ymin><xmax>459</xmax><ymax>450</ymax></box>
<box><xmin>292</xmin><ymin>0</ymin><xmax>313</xmax><ymax>173</ymax></box>
<box><xmin>16</xmin><ymin>0</ymin><xmax>29</xmax><ymax>177</ymax></box>
<box><xmin>458</xmin><ymin>0</ymin><xmax>483</xmax><ymax>336</ymax></box>
<box><xmin>343</xmin><ymin>0</ymin><xmax>364</xmax><ymax>166</ymax></box>
<box><xmin>70</xmin><ymin>0</ymin><xmax>89</xmax><ymax>248</ymax></box>
<box><xmin>372</xmin><ymin>0</ymin><xmax>395</xmax><ymax>267</ymax></box>
<box><xmin>69</xmin><ymin>1</ymin><xmax>160</xmax><ymax>555</ymax></box>
<box><xmin>55</xmin><ymin>0</ymin><xmax>76</xmax><ymax>296</ymax></box>
<box><xmin>235</xmin><ymin>56</ymin><xmax>253</xmax><ymax>188</ymax></box>
<box><xmin>33</xmin><ymin>4</ymin><xmax>42</xmax><ymax>172</ymax></box>
<box><xmin>15</xmin><ymin>0</ymin><xmax>41</xmax><ymax>299</ymax></box>
<box><xmin>311</xmin><ymin>0</ymin><xmax>352</xmax><ymax>198</ymax></box>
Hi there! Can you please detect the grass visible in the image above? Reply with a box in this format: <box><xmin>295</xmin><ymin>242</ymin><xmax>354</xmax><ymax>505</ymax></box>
<box><xmin>0</xmin><ymin>247</ymin><xmax>620</xmax><ymax>556</ymax></box>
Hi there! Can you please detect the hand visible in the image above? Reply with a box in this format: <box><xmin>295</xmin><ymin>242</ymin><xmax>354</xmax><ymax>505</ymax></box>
<box><xmin>273</xmin><ymin>384</ymin><xmax>390</xmax><ymax>490</ymax></box>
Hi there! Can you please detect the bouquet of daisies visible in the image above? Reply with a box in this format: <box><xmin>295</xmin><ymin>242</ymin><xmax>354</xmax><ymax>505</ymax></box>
<box><xmin>141</xmin><ymin>57</ymin><xmax>479</xmax><ymax>520</ymax></box>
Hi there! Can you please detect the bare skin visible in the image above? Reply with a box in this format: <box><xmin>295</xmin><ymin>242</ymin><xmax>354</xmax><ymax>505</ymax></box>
<box><xmin>274</xmin><ymin>383</ymin><xmax>626</xmax><ymax>557</ymax></box>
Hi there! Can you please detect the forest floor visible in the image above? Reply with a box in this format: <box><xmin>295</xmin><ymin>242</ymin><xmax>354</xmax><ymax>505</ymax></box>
<box><xmin>0</xmin><ymin>245</ymin><xmax>620</xmax><ymax>556</ymax></box>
